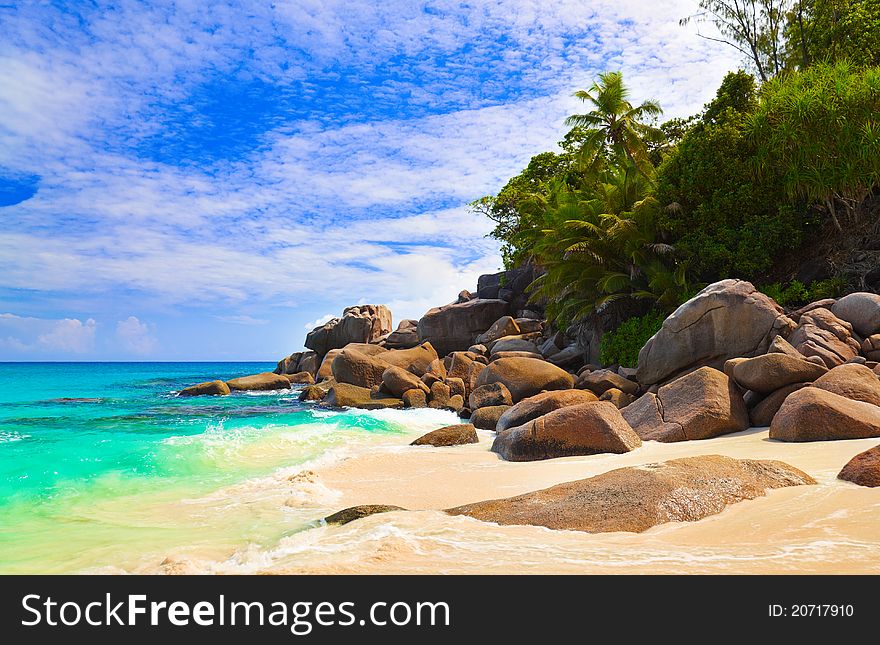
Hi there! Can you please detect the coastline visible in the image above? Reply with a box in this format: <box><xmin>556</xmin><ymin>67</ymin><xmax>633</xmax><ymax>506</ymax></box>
<box><xmin>143</xmin><ymin>420</ymin><xmax>880</xmax><ymax>575</ymax></box>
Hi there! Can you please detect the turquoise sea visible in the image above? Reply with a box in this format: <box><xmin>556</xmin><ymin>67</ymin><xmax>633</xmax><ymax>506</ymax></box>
<box><xmin>0</xmin><ymin>362</ymin><xmax>454</xmax><ymax>573</ymax></box>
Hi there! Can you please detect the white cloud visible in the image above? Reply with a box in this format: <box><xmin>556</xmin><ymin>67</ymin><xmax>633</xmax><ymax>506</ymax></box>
<box><xmin>37</xmin><ymin>318</ymin><xmax>97</xmax><ymax>353</ymax></box>
<box><xmin>115</xmin><ymin>316</ymin><xmax>157</xmax><ymax>355</ymax></box>
<box><xmin>303</xmin><ymin>314</ymin><xmax>336</xmax><ymax>331</ymax></box>
<box><xmin>215</xmin><ymin>315</ymin><xmax>270</xmax><ymax>326</ymax></box>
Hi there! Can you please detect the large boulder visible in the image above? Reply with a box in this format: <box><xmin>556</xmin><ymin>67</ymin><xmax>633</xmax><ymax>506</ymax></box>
<box><xmin>476</xmin><ymin>357</ymin><xmax>575</xmax><ymax>402</ymax></box>
<box><xmin>636</xmin><ymin>280</ymin><xmax>795</xmax><ymax>385</ymax></box>
<box><xmin>305</xmin><ymin>305</ymin><xmax>393</xmax><ymax>356</ymax></box>
<box><xmin>384</xmin><ymin>319</ymin><xmax>420</xmax><ymax>349</ymax></box>
<box><xmin>623</xmin><ymin>367</ymin><xmax>748</xmax><ymax>442</ymax></box>
<box><xmin>547</xmin><ymin>344</ymin><xmax>585</xmax><ymax>368</ymax></box>
<box><xmin>381</xmin><ymin>342</ymin><xmax>439</xmax><ymax>377</ymax></box>
<box><xmin>178</xmin><ymin>380</ymin><xmax>231</xmax><ymax>397</ymax></box>
<box><xmin>468</xmin><ymin>382</ymin><xmax>513</xmax><ymax>410</ymax></box>
<box><xmin>787</xmin><ymin>308</ymin><xmax>861</xmax><ymax>368</ymax></box>
<box><xmin>417</xmin><ymin>298</ymin><xmax>510</xmax><ymax>357</ymax></box>
<box><xmin>497</xmin><ymin>389</ymin><xmax>599</xmax><ymax>432</ymax></box>
<box><xmin>475</xmin><ymin>316</ymin><xmax>521</xmax><ymax>345</ymax></box>
<box><xmin>811</xmin><ymin>363</ymin><xmax>880</xmax><ymax>406</ymax></box>
<box><xmin>470</xmin><ymin>405</ymin><xmax>511</xmax><ymax>430</ymax></box>
<box><xmin>447</xmin><ymin>455</ymin><xmax>815</xmax><ymax>532</ymax></box>
<box><xmin>324</xmin><ymin>383</ymin><xmax>403</xmax><ymax>409</ymax></box>
<box><xmin>492</xmin><ymin>401</ymin><xmax>641</xmax><ymax>461</ymax></box>
<box><xmin>274</xmin><ymin>351</ymin><xmax>303</xmax><ymax>375</ymax></box>
<box><xmin>316</xmin><ymin>348</ymin><xmax>342</xmax><ymax>381</ymax></box>
<box><xmin>862</xmin><ymin>334</ymin><xmax>880</xmax><ymax>361</ymax></box>
<box><xmin>382</xmin><ymin>365</ymin><xmax>429</xmax><ymax>397</ymax></box>
<box><xmin>576</xmin><ymin>369</ymin><xmax>639</xmax><ymax>396</ymax></box>
<box><xmin>411</xmin><ymin>424</ymin><xmax>478</xmax><ymax>447</ymax></box>
<box><xmin>331</xmin><ymin>349</ymin><xmax>389</xmax><ymax>388</ymax></box>
<box><xmin>489</xmin><ymin>337</ymin><xmax>539</xmax><ymax>355</ymax></box>
<box><xmin>324</xmin><ymin>505</ymin><xmax>406</xmax><ymax>526</ymax></box>
<box><xmin>838</xmin><ymin>445</ymin><xmax>880</xmax><ymax>487</ymax></box>
<box><xmin>769</xmin><ymin>387</ymin><xmax>880</xmax><ymax>441</ymax></box>
<box><xmin>749</xmin><ymin>382</ymin><xmax>809</xmax><ymax>427</ymax></box>
<box><xmin>226</xmin><ymin>373</ymin><xmax>291</xmax><ymax>392</ymax></box>
<box><xmin>731</xmin><ymin>353</ymin><xmax>827</xmax><ymax>394</ymax></box>
<box><xmin>831</xmin><ymin>292</ymin><xmax>880</xmax><ymax>337</ymax></box>
<box><xmin>284</xmin><ymin>371</ymin><xmax>315</xmax><ymax>385</ymax></box>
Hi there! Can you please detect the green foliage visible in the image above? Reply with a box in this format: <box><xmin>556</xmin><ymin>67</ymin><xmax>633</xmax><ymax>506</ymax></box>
<box><xmin>759</xmin><ymin>277</ymin><xmax>847</xmax><ymax>306</ymax></box>
<box><xmin>747</xmin><ymin>61</ymin><xmax>880</xmax><ymax>227</ymax></box>
<box><xmin>599</xmin><ymin>310</ymin><xmax>666</xmax><ymax>368</ymax></box>
<box><xmin>785</xmin><ymin>0</ymin><xmax>880</xmax><ymax>69</ymax></box>
<box><xmin>656</xmin><ymin>71</ymin><xmax>808</xmax><ymax>281</ymax></box>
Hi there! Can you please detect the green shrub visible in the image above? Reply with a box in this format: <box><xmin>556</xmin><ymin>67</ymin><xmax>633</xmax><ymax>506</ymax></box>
<box><xmin>600</xmin><ymin>310</ymin><xmax>666</xmax><ymax>368</ymax></box>
<box><xmin>759</xmin><ymin>278</ymin><xmax>847</xmax><ymax>307</ymax></box>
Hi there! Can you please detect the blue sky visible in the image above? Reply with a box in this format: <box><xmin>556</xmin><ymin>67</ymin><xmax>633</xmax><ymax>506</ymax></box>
<box><xmin>0</xmin><ymin>1</ymin><xmax>739</xmax><ymax>360</ymax></box>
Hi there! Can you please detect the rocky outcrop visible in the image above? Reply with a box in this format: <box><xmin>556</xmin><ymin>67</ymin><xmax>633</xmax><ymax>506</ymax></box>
<box><xmin>305</xmin><ymin>305</ymin><xmax>393</xmax><ymax>357</ymax></box>
<box><xmin>284</xmin><ymin>371</ymin><xmax>315</xmax><ymax>385</ymax></box>
<box><xmin>476</xmin><ymin>265</ymin><xmax>543</xmax><ymax>312</ymax></box>
<box><xmin>636</xmin><ymin>280</ymin><xmax>795</xmax><ymax>385</ymax></box>
<box><xmin>324</xmin><ymin>383</ymin><xmax>403</xmax><ymax>409</ymax></box>
<box><xmin>576</xmin><ymin>369</ymin><xmax>639</xmax><ymax>396</ymax></box>
<box><xmin>497</xmin><ymin>389</ymin><xmax>599</xmax><ymax>432</ymax></box>
<box><xmin>623</xmin><ymin>367</ymin><xmax>748</xmax><ymax>442</ymax></box>
<box><xmin>475</xmin><ymin>316</ymin><xmax>520</xmax><ymax>346</ymax></box>
<box><xmin>331</xmin><ymin>348</ymin><xmax>389</xmax><ymax>388</ymax></box>
<box><xmin>476</xmin><ymin>357</ymin><xmax>574</xmax><ymax>403</ymax></box>
<box><xmin>492</xmin><ymin>402</ymin><xmax>641</xmax><ymax>461</ymax></box>
<box><xmin>411</xmin><ymin>423</ymin><xmax>479</xmax><ymax>447</ymax></box>
<box><xmin>226</xmin><ymin>373</ymin><xmax>291</xmax><ymax>392</ymax></box>
<box><xmin>811</xmin><ymin>363</ymin><xmax>880</xmax><ymax>406</ymax></box>
<box><xmin>324</xmin><ymin>505</ymin><xmax>406</xmax><ymax>526</ymax></box>
<box><xmin>274</xmin><ymin>350</ymin><xmax>319</xmax><ymax>376</ymax></box>
<box><xmin>417</xmin><ymin>298</ymin><xmax>510</xmax><ymax>357</ymax></box>
<box><xmin>384</xmin><ymin>319</ymin><xmax>420</xmax><ymax>349</ymax></box>
<box><xmin>470</xmin><ymin>405</ymin><xmax>510</xmax><ymax>430</ymax></box>
<box><xmin>178</xmin><ymin>380</ymin><xmax>230</xmax><ymax>397</ymax></box>
<box><xmin>447</xmin><ymin>455</ymin><xmax>815</xmax><ymax>532</ymax></box>
<box><xmin>489</xmin><ymin>337</ymin><xmax>539</xmax><ymax>355</ymax></box>
<box><xmin>787</xmin><ymin>308</ymin><xmax>861</xmax><ymax>367</ymax></box>
<box><xmin>831</xmin><ymin>292</ymin><xmax>880</xmax><ymax>337</ymax></box>
<box><xmin>317</xmin><ymin>348</ymin><xmax>343</xmax><ymax>381</ymax></box>
<box><xmin>749</xmin><ymin>382</ymin><xmax>809</xmax><ymax>427</ymax></box>
<box><xmin>382</xmin><ymin>365</ymin><xmax>429</xmax><ymax>397</ymax></box>
<box><xmin>838</xmin><ymin>445</ymin><xmax>880</xmax><ymax>487</ymax></box>
<box><xmin>468</xmin><ymin>382</ymin><xmax>513</xmax><ymax>410</ymax></box>
<box><xmin>769</xmin><ymin>387</ymin><xmax>880</xmax><ymax>441</ymax></box>
<box><xmin>731</xmin><ymin>353</ymin><xmax>827</xmax><ymax>394</ymax></box>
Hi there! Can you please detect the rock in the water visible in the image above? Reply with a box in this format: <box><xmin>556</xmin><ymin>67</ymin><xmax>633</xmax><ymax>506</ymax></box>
<box><xmin>226</xmin><ymin>373</ymin><xmax>291</xmax><ymax>392</ymax></box>
<box><xmin>331</xmin><ymin>348</ymin><xmax>389</xmax><ymax>388</ymax></box>
<box><xmin>381</xmin><ymin>342</ymin><xmax>439</xmax><ymax>377</ymax></box>
<box><xmin>402</xmin><ymin>388</ymin><xmax>427</xmax><ymax>408</ymax></box>
<box><xmin>274</xmin><ymin>351</ymin><xmax>303</xmax><ymax>375</ymax></box>
<box><xmin>769</xmin><ymin>387</ymin><xmax>880</xmax><ymax>441</ymax></box>
<box><xmin>305</xmin><ymin>305</ymin><xmax>393</xmax><ymax>356</ymax></box>
<box><xmin>468</xmin><ymin>382</ymin><xmax>513</xmax><ymax>410</ymax></box>
<box><xmin>811</xmin><ymin>363</ymin><xmax>880</xmax><ymax>406</ymax></box>
<box><xmin>731</xmin><ymin>353</ymin><xmax>827</xmax><ymax>394</ymax></box>
<box><xmin>316</xmin><ymin>348</ymin><xmax>343</xmax><ymax>381</ymax></box>
<box><xmin>475</xmin><ymin>316</ymin><xmax>521</xmax><ymax>346</ymax></box>
<box><xmin>838</xmin><ymin>445</ymin><xmax>880</xmax><ymax>487</ymax></box>
<box><xmin>787</xmin><ymin>308</ymin><xmax>861</xmax><ymax>368</ymax></box>
<box><xmin>576</xmin><ymin>369</ymin><xmax>639</xmax><ymax>395</ymax></box>
<box><xmin>636</xmin><ymin>279</ymin><xmax>795</xmax><ymax>385</ymax></box>
<box><xmin>411</xmin><ymin>423</ymin><xmax>478</xmax><ymax>447</ymax></box>
<box><xmin>178</xmin><ymin>380</ymin><xmax>231</xmax><ymax>397</ymax></box>
<box><xmin>325</xmin><ymin>383</ymin><xmax>403</xmax><ymax>409</ymax></box>
<box><xmin>831</xmin><ymin>292</ymin><xmax>880</xmax><ymax>337</ymax></box>
<box><xmin>623</xmin><ymin>367</ymin><xmax>748</xmax><ymax>442</ymax></box>
<box><xmin>417</xmin><ymin>298</ymin><xmax>510</xmax><ymax>357</ymax></box>
<box><xmin>749</xmin><ymin>382</ymin><xmax>809</xmax><ymax>427</ymax></box>
<box><xmin>470</xmin><ymin>405</ymin><xmax>511</xmax><ymax>430</ymax></box>
<box><xmin>324</xmin><ymin>505</ymin><xmax>406</xmax><ymax>526</ymax></box>
<box><xmin>447</xmin><ymin>455</ymin><xmax>815</xmax><ymax>532</ymax></box>
<box><xmin>599</xmin><ymin>388</ymin><xmax>636</xmax><ymax>409</ymax></box>
<box><xmin>492</xmin><ymin>401</ymin><xmax>641</xmax><ymax>461</ymax></box>
<box><xmin>382</xmin><ymin>365</ymin><xmax>429</xmax><ymax>397</ymax></box>
<box><xmin>284</xmin><ymin>371</ymin><xmax>315</xmax><ymax>385</ymax></box>
<box><xmin>476</xmin><ymin>357</ymin><xmax>574</xmax><ymax>403</ymax></box>
<box><xmin>299</xmin><ymin>384</ymin><xmax>328</xmax><ymax>401</ymax></box>
<box><xmin>497</xmin><ymin>389</ymin><xmax>599</xmax><ymax>433</ymax></box>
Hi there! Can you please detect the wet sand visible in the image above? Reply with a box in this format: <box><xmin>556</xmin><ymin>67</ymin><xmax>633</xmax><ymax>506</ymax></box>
<box><xmin>183</xmin><ymin>427</ymin><xmax>880</xmax><ymax>575</ymax></box>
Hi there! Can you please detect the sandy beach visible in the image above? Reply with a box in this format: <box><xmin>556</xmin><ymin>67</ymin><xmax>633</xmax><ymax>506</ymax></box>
<box><xmin>151</xmin><ymin>424</ymin><xmax>879</xmax><ymax>575</ymax></box>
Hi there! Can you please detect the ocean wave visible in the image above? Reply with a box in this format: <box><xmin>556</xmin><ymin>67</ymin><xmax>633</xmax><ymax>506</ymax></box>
<box><xmin>0</xmin><ymin>430</ymin><xmax>29</xmax><ymax>443</ymax></box>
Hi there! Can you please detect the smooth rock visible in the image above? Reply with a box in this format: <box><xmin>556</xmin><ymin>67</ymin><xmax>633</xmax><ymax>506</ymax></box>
<box><xmin>325</xmin><ymin>383</ymin><xmax>403</xmax><ymax>409</ymax></box>
<box><xmin>576</xmin><ymin>369</ymin><xmax>639</xmax><ymax>395</ymax></box>
<box><xmin>475</xmin><ymin>316</ymin><xmax>521</xmax><ymax>346</ymax></box>
<box><xmin>731</xmin><ymin>353</ymin><xmax>827</xmax><ymax>394</ymax></box>
<box><xmin>476</xmin><ymin>357</ymin><xmax>575</xmax><ymax>403</ymax></box>
<box><xmin>417</xmin><ymin>298</ymin><xmax>510</xmax><ymax>357</ymax></box>
<box><xmin>382</xmin><ymin>365</ymin><xmax>429</xmax><ymax>397</ymax></box>
<box><xmin>411</xmin><ymin>424</ymin><xmax>478</xmax><ymax>447</ymax></box>
<box><xmin>226</xmin><ymin>373</ymin><xmax>291</xmax><ymax>392</ymax></box>
<box><xmin>178</xmin><ymin>380</ymin><xmax>230</xmax><ymax>397</ymax></box>
<box><xmin>749</xmin><ymin>382</ymin><xmax>809</xmax><ymax>427</ymax></box>
<box><xmin>838</xmin><ymin>445</ymin><xmax>880</xmax><ymax>487</ymax></box>
<box><xmin>831</xmin><ymin>292</ymin><xmax>880</xmax><ymax>337</ymax></box>
<box><xmin>331</xmin><ymin>349</ymin><xmax>389</xmax><ymax>388</ymax></box>
<box><xmin>811</xmin><ymin>363</ymin><xmax>880</xmax><ymax>406</ymax></box>
<box><xmin>284</xmin><ymin>371</ymin><xmax>315</xmax><ymax>385</ymax></box>
<box><xmin>402</xmin><ymin>388</ymin><xmax>427</xmax><ymax>408</ymax></box>
<box><xmin>769</xmin><ymin>387</ymin><xmax>880</xmax><ymax>441</ymax></box>
<box><xmin>324</xmin><ymin>505</ymin><xmax>406</xmax><ymax>526</ymax></box>
<box><xmin>470</xmin><ymin>405</ymin><xmax>510</xmax><ymax>430</ymax></box>
<box><xmin>468</xmin><ymin>382</ymin><xmax>513</xmax><ymax>410</ymax></box>
<box><xmin>599</xmin><ymin>388</ymin><xmax>636</xmax><ymax>409</ymax></box>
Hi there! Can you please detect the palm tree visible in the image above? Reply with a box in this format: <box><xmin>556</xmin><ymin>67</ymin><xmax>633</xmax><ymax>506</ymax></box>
<box><xmin>565</xmin><ymin>72</ymin><xmax>663</xmax><ymax>178</ymax></box>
